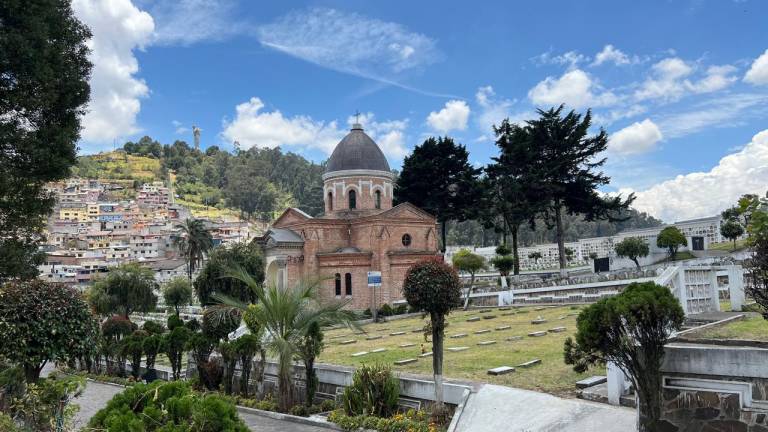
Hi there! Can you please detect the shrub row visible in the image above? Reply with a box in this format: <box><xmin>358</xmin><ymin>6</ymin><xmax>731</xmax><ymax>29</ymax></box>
<box><xmin>328</xmin><ymin>409</ymin><xmax>438</xmax><ymax>432</ymax></box>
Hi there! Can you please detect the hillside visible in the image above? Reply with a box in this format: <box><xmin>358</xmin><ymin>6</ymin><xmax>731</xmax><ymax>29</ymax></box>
<box><xmin>71</xmin><ymin>136</ymin><xmax>326</xmax><ymax>220</ymax></box>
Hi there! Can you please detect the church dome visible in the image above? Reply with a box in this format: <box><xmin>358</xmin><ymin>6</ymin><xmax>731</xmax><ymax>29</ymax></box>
<box><xmin>325</xmin><ymin>124</ymin><xmax>390</xmax><ymax>173</ymax></box>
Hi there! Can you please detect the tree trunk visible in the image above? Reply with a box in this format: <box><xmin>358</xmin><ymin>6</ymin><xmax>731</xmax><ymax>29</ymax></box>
<box><xmin>24</xmin><ymin>362</ymin><xmax>43</xmax><ymax>383</ymax></box>
<box><xmin>304</xmin><ymin>358</ymin><xmax>317</xmax><ymax>407</ymax></box>
<box><xmin>440</xmin><ymin>220</ymin><xmax>447</xmax><ymax>253</ymax></box>
<box><xmin>511</xmin><ymin>224</ymin><xmax>520</xmax><ymax>276</ymax></box>
<box><xmin>239</xmin><ymin>355</ymin><xmax>252</xmax><ymax>397</ymax></box>
<box><xmin>277</xmin><ymin>357</ymin><xmax>293</xmax><ymax>412</ymax></box>
<box><xmin>462</xmin><ymin>273</ymin><xmax>475</xmax><ymax>310</ymax></box>
<box><xmin>431</xmin><ymin>312</ymin><xmax>445</xmax><ymax>409</ymax></box>
<box><xmin>633</xmin><ymin>258</ymin><xmax>640</xmax><ymax>270</ymax></box>
<box><xmin>554</xmin><ymin>205</ymin><xmax>567</xmax><ymax>277</ymax></box>
<box><xmin>636</xmin><ymin>379</ymin><xmax>662</xmax><ymax>432</ymax></box>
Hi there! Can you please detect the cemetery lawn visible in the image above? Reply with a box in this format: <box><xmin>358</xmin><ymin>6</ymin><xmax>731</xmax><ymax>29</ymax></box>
<box><xmin>319</xmin><ymin>305</ymin><xmax>602</xmax><ymax>397</ymax></box>
<box><xmin>692</xmin><ymin>315</ymin><xmax>768</xmax><ymax>341</ymax></box>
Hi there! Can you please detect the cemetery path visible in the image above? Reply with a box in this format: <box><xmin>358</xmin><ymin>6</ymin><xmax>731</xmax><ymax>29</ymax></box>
<box><xmin>455</xmin><ymin>384</ymin><xmax>635</xmax><ymax>432</ymax></box>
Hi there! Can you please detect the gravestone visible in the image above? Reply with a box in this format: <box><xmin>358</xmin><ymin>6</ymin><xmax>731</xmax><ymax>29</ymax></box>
<box><xmin>531</xmin><ymin>317</ymin><xmax>547</xmax><ymax>324</ymax></box>
<box><xmin>517</xmin><ymin>359</ymin><xmax>542</xmax><ymax>368</ymax></box>
<box><xmin>390</xmin><ymin>331</ymin><xmax>406</xmax><ymax>336</ymax></box>
<box><xmin>450</xmin><ymin>333</ymin><xmax>468</xmax><ymax>339</ymax></box>
<box><xmin>340</xmin><ymin>340</ymin><xmax>356</xmax><ymax>345</ymax></box>
<box><xmin>528</xmin><ymin>331</ymin><xmax>547</xmax><ymax>337</ymax></box>
<box><xmin>506</xmin><ymin>336</ymin><xmax>524</xmax><ymax>341</ymax></box>
<box><xmin>351</xmin><ymin>351</ymin><xmax>368</xmax><ymax>357</ymax></box>
<box><xmin>394</xmin><ymin>358</ymin><xmax>417</xmax><ymax>366</ymax></box>
<box><xmin>366</xmin><ymin>335</ymin><xmax>383</xmax><ymax>340</ymax></box>
<box><xmin>495</xmin><ymin>325</ymin><xmax>511</xmax><ymax>331</ymax></box>
<box><xmin>479</xmin><ymin>309</ymin><xmax>492</xmax><ymax>313</ymax></box>
<box><xmin>447</xmin><ymin>346</ymin><xmax>469</xmax><ymax>352</ymax></box>
<box><xmin>371</xmin><ymin>348</ymin><xmax>387</xmax><ymax>353</ymax></box>
<box><xmin>467</xmin><ymin>317</ymin><xmax>481</xmax><ymax>322</ymax></box>
<box><xmin>419</xmin><ymin>352</ymin><xmax>433</xmax><ymax>358</ymax></box>
<box><xmin>548</xmin><ymin>327</ymin><xmax>567</xmax><ymax>333</ymax></box>
<box><xmin>501</xmin><ymin>312</ymin><xmax>515</xmax><ymax>317</ymax></box>
<box><xmin>474</xmin><ymin>329</ymin><xmax>491</xmax><ymax>335</ymax></box>
<box><xmin>499</xmin><ymin>307</ymin><xmax>511</xmax><ymax>311</ymax></box>
<box><xmin>399</xmin><ymin>343</ymin><xmax>416</xmax><ymax>348</ymax></box>
<box><xmin>576</xmin><ymin>376</ymin><xmax>607</xmax><ymax>389</ymax></box>
<box><xmin>482</xmin><ymin>315</ymin><xmax>497</xmax><ymax>320</ymax></box>
<box><xmin>411</xmin><ymin>328</ymin><xmax>423</xmax><ymax>333</ymax></box>
<box><xmin>478</xmin><ymin>340</ymin><xmax>497</xmax><ymax>346</ymax></box>
<box><xmin>488</xmin><ymin>366</ymin><xmax>515</xmax><ymax>376</ymax></box>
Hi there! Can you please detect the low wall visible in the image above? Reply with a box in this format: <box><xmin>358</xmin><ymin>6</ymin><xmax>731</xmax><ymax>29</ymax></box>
<box><xmin>188</xmin><ymin>356</ymin><xmax>473</xmax><ymax>409</ymax></box>
<box><xmin>659</xmin><ymin>341</ymin><xmax>768</xmax><ymax>431</ymax></box>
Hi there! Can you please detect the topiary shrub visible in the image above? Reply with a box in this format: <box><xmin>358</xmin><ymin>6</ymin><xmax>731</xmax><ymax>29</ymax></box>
<box><xmin>167</xmin><ymin>314</ymin><xmax>184</xmax><ymax>330</ymax></box>
<box><xmin>102</xmin><ymin>315</ymin><xmax>136</xmax><ymax>341</ymax></box>
<box><xmin>342</xmin><ymin>363</ymin><xmax>399</xmax><ymax>418</ymax></box>
<box><xmin>142</xmin><ymin>320</ymin><xmax>166</xmax><ymax>335</ymax></box>
<box><xmin>163</xmin><ymin>326</ymin><xmax>191</xmax><ymax>380</ymax></box>
<box><xmin>88</xmin><ymin>380</ymin><xmax>248</xmax><ymax>431</ymax></box>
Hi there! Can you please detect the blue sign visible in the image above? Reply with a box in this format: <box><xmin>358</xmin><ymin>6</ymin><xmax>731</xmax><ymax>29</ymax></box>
<box><xmin>367</xmin><ymin>271</ymin><xmax>382</xmax><ymax>287</ymax></box>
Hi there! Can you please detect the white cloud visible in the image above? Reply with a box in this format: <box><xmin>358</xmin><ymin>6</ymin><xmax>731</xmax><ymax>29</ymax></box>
<box><xmin>148</xmin><ymin>0</ymin><xmax>242</xmax><ymax>46</ymax></box>
<box><xmin>609</xmin><ymin>119</ymin><xmax>663</xmax><ymax>155</ymax></box>
<box><xmin>657</xmin><ymin>93</ymin><xmax>768</xmax><ymax>138</ymax></box>
<box><xmin>172</xmin><ymin>120</ymin><xmax>189</xmax><ymax>135</ymax></box>
<box><xmin>221</xmin><ymin>98</ymin><xmax>409</xmax><ymax>160</ymax></box>
<box><xmin>744</xmin><ymin>49</ymin><xmax>768</xmax><ymax>85</ymax></box>
<box><xmin>591</xmin><ymin>45</ymin><xmax>633</xmax><ymax>66</ymax></box>
<box><xmin>532</xmin><ymin>50</ymin><xmax>587</xmax><ymax>68</ymax></box>
<box><xmin>221</xmin><ymin>97</ymin><xmax>344</xmax><ymax>154</ymax></box>
<box><xmin>256</xmin><ymin>8</ymin><xmax>439</xmax><ymax>85</ymax></box>
<box><xmin>73</xmin><ymin>0</ymin><xmax>154</xmax><ymax>145</ymax></box>
<box><xmin>528</xmin><ymin>69</ymin><xmax>618</xmax><ymax>109</ymax></box>
<box><xmin>625</xmin><ymin>129</ymin><xmax>768</xmax><ymax>222</ymax></box>
<box><xmin>426</xmin><ymin>100</ymin><xmax>470</xmax><ymax>133</ymax></box>
<box><xmin>593</xmin><ymin>105</ymin><xmax>647</xmax><ymax>126</ymax></box>
<box><xmin>634</xmin><ymin>57</ymin><xmax>693</xmax><ymax>102</ymax></box>
<box><xmin>686</xmin><ymin>65</ymin><xmax>738</xmax><ymax>93</ymax></box>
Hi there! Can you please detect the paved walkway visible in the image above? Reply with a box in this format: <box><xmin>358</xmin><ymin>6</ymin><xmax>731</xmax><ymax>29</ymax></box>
<box><xmin>455</xmin><ymin>384</ymin><xmax>636</xmax><ymax>432</ymax></box>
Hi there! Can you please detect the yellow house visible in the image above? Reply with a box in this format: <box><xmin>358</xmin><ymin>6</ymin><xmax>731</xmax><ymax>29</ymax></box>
<box><xmin>59</xmin><ymin>204</ymin><xmax>89</xmax><ymax>221</ymax></box>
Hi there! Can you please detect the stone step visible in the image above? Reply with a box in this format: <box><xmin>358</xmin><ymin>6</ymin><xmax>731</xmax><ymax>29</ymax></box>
<box><xmin>394</xmin><ymin>358</ymin><xmax>417</xmax><ymax>366</ymax></box>
<box><xmin>528</xmin><ymin>331</ymin><xmax>547</xmax><ymax>337</ymax></box>
<box><xmin>517</xmin><ymin>359</ymin><xmax>542</xmax><ymax>368</ymax></box>
<box><xmin>478</xmin><ymin>340</ymin><xmax>497</xmax><ymax>346</ymax></box>
<box><xmin>488</xmin><ymin>366</ymin><xmax>515</xmax><ymax>376</ymax></box>
<box><xmin>447</xmin><ymin>346</ymin><xmax>469</xmax><ymax>352</ymax></box>
<box><xmin>575</xmin><ymin>376</ymin><xmax>607</xmax><ymax>389</ymax></box>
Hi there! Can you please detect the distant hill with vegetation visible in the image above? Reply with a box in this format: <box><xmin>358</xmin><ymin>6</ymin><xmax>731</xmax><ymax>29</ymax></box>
<box><xmin>71</xmin><ymin>136</ymin><xmax>326</xmax><ymax>220</ymax></box>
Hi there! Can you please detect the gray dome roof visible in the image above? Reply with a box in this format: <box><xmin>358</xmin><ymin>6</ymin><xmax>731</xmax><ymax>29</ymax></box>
<box><xmin>325</xmin><ymin>124</ymin><xmax>390</xmax><ymax>173</ymax></box>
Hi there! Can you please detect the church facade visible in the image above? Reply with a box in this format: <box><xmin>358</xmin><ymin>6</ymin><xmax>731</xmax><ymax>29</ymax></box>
<box><xmin>256</xmin><ymin>122</ymin><xmax>440</xmax><ymax>310</ymax></box>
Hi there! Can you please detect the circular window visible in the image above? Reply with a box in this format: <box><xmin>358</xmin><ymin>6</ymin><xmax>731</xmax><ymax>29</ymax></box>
<box><xmin>401</xmin><ymin>234</ymin><xmax>412</xmax><ymax>247</ymax></box>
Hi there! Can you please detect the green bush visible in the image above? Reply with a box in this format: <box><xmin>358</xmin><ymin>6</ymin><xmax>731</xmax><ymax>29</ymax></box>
<box><xmin>379</xmin><ymin>304</ymin><xmax>394</xmax><ymax>317</ymax></box>
<box><xmin>167</xmin><ymin>314</ymin><xmax>184</xmax><ymax>330</ymax></box>
<box><xmin>394</xmin><ymin>304</ymin><xmax>408</xmax><ymax>315</ymax></box>
<box><xmin>320</xmin><ymin>399</ymin><xmax>337</xmax><ymax>412</ymax></box>
<box><xmin>0</xmin><ymin>413</ymin><xmax>20</xmax><ymax>432</ymax></box>
<box><xmin>142</xmin><ymin>320</ymin><xmax>166</xmax><ymax>335</ymax></box>
<box><xmin>328</xmin><ymin>409</ymin><xmax>434</xmax><ymax>432</ymax></box>
<box><xmin>88</xmin><ymin>380</ymin><xmax>248</xmax><ymax>431</ymax></box>
<box><xmin>342</xmin><ymin>363</ymin><xmax>399</xmax><ymax>417</ymax></box>
<box><xmin>290</xmin><ymin>404</ymin><xmax>309</xmax><ymax>417</ymax></box>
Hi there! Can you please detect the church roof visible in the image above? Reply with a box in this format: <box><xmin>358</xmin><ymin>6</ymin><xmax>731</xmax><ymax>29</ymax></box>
<box><xmin>325</xmin><ymin>123</ymin><xmax>390</xmax><ymax>173</ymax></box>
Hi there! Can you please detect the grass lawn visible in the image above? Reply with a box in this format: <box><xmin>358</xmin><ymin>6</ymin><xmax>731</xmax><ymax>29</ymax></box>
<box><xmin>154</xmin><ymin>352</ymin><xmax>188</xmax><ymax>368</ymax></box>
<box><xmin>708</xmin><ymin>239</ymin><xmax>748</xmax><ymax>252</ymax></box>
<box><xmin>319</xmin><ymin>305</ymin><xmax>601</xmax><ymax>397</ymax></box>
<box><xmin>692</xmin><ymin>315</ymin><xmax>768</xmax><ymax>341</ymax></box>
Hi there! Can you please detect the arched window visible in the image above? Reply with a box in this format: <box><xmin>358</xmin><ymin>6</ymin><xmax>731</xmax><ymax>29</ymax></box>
<box><xmin>345</xmin><ymin>273</ymin><xmax>352</xmax><ymax>296</ymax></box>
<box><xmin>348</xmin><ymin>190</ymin><xmax>357</xmax><ymax>209</ymax></box>
<box><xmin>327</xmin><ymin>192</ymin><xmax>333</xmax><ymax>211</ymax></box>
<box><xmin>334</xmin><ymin>273</ymin><xmax>341</xmax><ymax>296</ymax></box>
<box><xmin>374</xmin><ymin>190</ymin><xmax>381</xmax><ymax>209</ymax></box>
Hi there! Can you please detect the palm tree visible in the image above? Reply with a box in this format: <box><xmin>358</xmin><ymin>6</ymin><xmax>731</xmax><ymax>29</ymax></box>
<box><xmin>210</xmin><ymin>268</ymin><xmax>358</xmax><ymax>411</ymax></box>
<box><xmin>175</xmin><ymin>218</ymin><xmax>213</xmax><ymax>280</ymax></box>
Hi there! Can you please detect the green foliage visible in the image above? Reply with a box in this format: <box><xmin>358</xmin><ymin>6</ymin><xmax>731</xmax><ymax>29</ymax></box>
<box><xmin>342</xmin><ymin>364</ymin><xmax>400</xmax><ymax>417</ymax></box>
<box><xmin>656</xmin><ymin>226</ymin><xmax>687</xmax><ymax>258</ymax></box>
<box><xmin>163</xmin><ymin>277</ymin><xmax>194</xmax><ymax>315</ymax></box>
<box><xmin>614</xmin><ymin>237</ymin><xmax>650</xmax><ymax>269</ymax></box>
<box><xmin>403</xmin><ymin>260</ymin><xmax>462</xmax><ymax>316</ymax></box>
<box><xmin>297</xmin><ymin>321</ymin><xmax>325</xmax><ymax>406</ymax></box>
<box><xmin>89</xmin><ymin>263</ymin><xmax>158</xmax><ymax>317</ymax></box>
<box><xmin>88</xmin><ymin>380</ymin><xmax>249</xmax><ymax>431</ymax></box>
<box><xmin>121</xmin><ymin>330</ymin><xmax>147</xmax><ymax>379</ymax></box>
<box><xmin>163</xmin><ymin>327</ymin><xmax>192</xmax><ymax>380</ymax></box>
<box><xmin>564</xmin><ymin>282</ymin><xmax>684</xmax><ymax>429</ymax></box>
<box><xmin>0</xmin><ymin>413</ymin><xmax>20</xmax><ymax>432</ymax></box>
<box><xmin>203</xmin><ymin>309</ymin><xmax>241</xmax><ymax>342</ymax></box>
<box><xmin>451</xmin><ymin>249</ymin><xmax>486</xmax><ymax>275</ymax></box>
<box><xmin>395</xmin><ymin>136</ymin><xmax>482</xmax><ymax>251</ymax></box>
<box><xmin>328</xmin><ymin>409</ymin><xmax>433</xmax><ymax>432</ymax></box>
<box><xmin>490</xmin><ymin>255</ymin><xmax>515</xmax><ymax>277</ymax></box>
<box><xmin>176</xmin><ymin>218</ymin><xmax>213</xmax><ymax>281</ymax></box>
<box><xmin>528</xmin><ymin>251</ymin><xmax>543</xmax><ymax>261</ymax></box>
<box><xmin>9</xmin><ymin>373</ymin><xmax>85</xmax><ymax>432</ymax></box>
<box><xmin>186</xmin><ymin>332</ymin><xmax>219</xmax><ymax>390</ymax></box>
<box><xmin>143</xmin><ymin>334</ymin><xmax>164</xmax><ymax>370</ymax></box>
<box><xmin>495</xmin><ymin>244</ymin><xmax>511</xmax><ymax>256</ymax></box>
<box><xmin>0</xmin><ymin>0</ymin><xmax>91</xmax><ymax>282</ymax></box>
<box><xmin>232</xmin><ymin>334</ymin><xmax>262</xmax><ymax>398</ymax></box>
<box><xmin>225</xmin><ymin>166</ymin><xmax>280</xmax><ymax>220</ymax></box>
<box><xmin>195</xmin><ymin>241</ymin><xmax>264</xmax><ymax>305</ymax></box>
<box><xmin>167</xmin><ymin>314</ymin><xmax>184</xmax><ymax>330</ymax></box>
<box><xmin>102</xmin><ymin>315</ymin><xmax>137</xmax><ymax>341</ymax></box>
<box><xmin>142</xmin><ymin>320</ymin><xmax>166</xmax><ymax>335</ymax></box>
<box><xmin>0</xmin><ymin>280</ymin><xmax>98</xmax><ymax>381</ymax></box>
<box><xmin>720</xmin><ymin>219</ymin><xmax>745</xmax><ymax>249</ymax></box>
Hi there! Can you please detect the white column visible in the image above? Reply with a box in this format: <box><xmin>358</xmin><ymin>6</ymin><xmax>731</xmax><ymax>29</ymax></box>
<box><xmin>728</xmin><ymin>265</ymin><xmax>745</xmax><ymax>312</ymax></box>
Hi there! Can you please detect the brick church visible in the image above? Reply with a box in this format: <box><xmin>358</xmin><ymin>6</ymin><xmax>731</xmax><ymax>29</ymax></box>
<box><xmin>256</xmin><ymin>122</ymin><xmax>440</xmax><ymax>310</ymax></box>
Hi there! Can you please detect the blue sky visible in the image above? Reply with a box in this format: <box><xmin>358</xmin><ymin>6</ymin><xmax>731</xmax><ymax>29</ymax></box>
<box><xmin>72</xmin><ymin>0</ymin><xmax>768</xmax><ymax>222</ymax></box>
